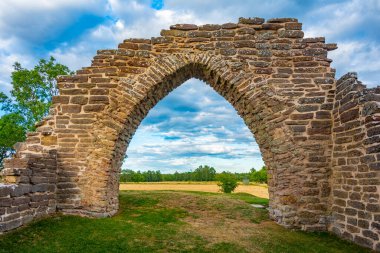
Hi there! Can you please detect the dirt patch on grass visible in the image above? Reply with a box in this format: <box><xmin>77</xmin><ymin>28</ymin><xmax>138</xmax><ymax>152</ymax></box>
<box><xmin>120</xmin><ymin>182</ymin><xmax>269</xmax><ymax>198</ymax></box>
<box><xmin>117</xmin><ymin>192</ymin><xmax>370</xmax><ymax>253</ymax></box>
<box><xmin>153</xmin><ymin>192</ymin><xmax>269</xmax><ymax>251</ymax></box>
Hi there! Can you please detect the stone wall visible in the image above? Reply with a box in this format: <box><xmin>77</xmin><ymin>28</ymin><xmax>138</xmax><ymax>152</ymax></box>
<box><xmin>0</xmin><ymin>149</ymin><xmax>57</xmax><ymax>233</ymax></box>
<box><xmin>0</xmin><ymin>17</ymin><xmax>378</xmax><ymax>251</ymax></box>
<box><xmin>0</xmin><ymin>101</ymin><xmax>59</xmax><ymax>233</ymax></box>
<box><xmin>331</xmin><ymin>73</ymin><xmax>380</xmax><ymax>250</ymax></box>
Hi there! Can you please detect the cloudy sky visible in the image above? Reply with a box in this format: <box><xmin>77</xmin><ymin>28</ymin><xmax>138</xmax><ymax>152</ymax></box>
<box><xmin>0</xmin><ymin>0</ymin><xmax>379</xmax><ymax>173</ymax></box>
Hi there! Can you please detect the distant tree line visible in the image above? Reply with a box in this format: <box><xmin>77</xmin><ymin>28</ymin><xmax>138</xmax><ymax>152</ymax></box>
<box><xmin>120</xmin><ymin>165</ymin><xmax>268</xmax><ymax>184</ymax></box>
<box><xmin>120</xmin><ymin>170</ymin><xmax>163</xmax><ymax>182</ymax></box>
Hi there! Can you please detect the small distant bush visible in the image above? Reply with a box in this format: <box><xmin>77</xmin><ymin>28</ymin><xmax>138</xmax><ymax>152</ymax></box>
<box><xmin>217</xmin><ymin>172</ymin><xmax>238</xmax><ymax>193</ymax></box>
<box><xmin>242</xmin><ymin>178</ymin><xmax>250</xmax><ymax>185</ymax></box>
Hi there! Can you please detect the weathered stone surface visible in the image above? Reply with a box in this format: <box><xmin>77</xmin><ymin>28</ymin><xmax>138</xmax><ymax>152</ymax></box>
<box><xmin>83</xmin><ymin>104</ymin><xmax>105</xmax><ymax>112</ymax></box>
<box><xmin>262</xmin><ymin>23</ymin><xmax>284</xmax><ymax>30</ymax></box>
<box><xmin>238</xmin><ymin>17</ymin><xmax>265</xmax><ymax>25</ymax></box>
<box><xmin>61</xmin><ymin>105</ymin><xmax>81</xmax><ymax>114</ymax></box>
<box><xmin>221</xmin><ymin>23</ymin><xmax>238</xmax><ymax>29</ymax></box>
<box><xmin>118</xmin><ymin>42</ymin><xmax>138</xmax><ymax>50</ymax></box>
<box><xmin>237</xmin><ymin>27</ymin><xmax>256</xmax><ymax>35</ymax></box>
<box><xmin>0</xmin><ymin>17</ymin><xmax>378</xmax><ymax>251</ymax></box>
<box><xmin>268</xmin><ymin>18</ymin><xmax>298</xmax><ymax>23</ymax></box>
<box><xmin>41</xmin><ymin>136</ymin><xmax>57</xmax><ymax>146</ymax></box>
<box><xmin>151</xmin><ymin>37</ymin><xmax>173</xmax><ymax>44</ymax></box>
<box><xmin>160</xmin><ymin>29</ymin><xmax>186</xmax><ymax>37</ymax></box>
<box><xmin>199</xmin><ymin>24</ymin><xmax>221</xmax><ymax>31</ymax></box>
<box><xmin>285</xmin><ymin>22</ymin><xmax>302</xmax><ymax>30</ymax></box>
<box><xmin>70</xmin><ymin>96</ymin><xmax>88</xmax><ymax>105</ymax></box>
<box><xmin>170</xmin><ymin>24</ymin><xmax>198</xmax><ymax>30</ymax></box>
<box><xmin>0</xmin><ymin>186</ymin><xmax>11</xmax><ymax>198</ymax></box>
<box><xmin>188</xmin><ymin>31</ymin><xmax>212</xmax><ymax>38</ymax></box>
<box><xmin>279</xmin><ymin>29</ymin><xmax>304</xmax><ymax>38</ymax></box>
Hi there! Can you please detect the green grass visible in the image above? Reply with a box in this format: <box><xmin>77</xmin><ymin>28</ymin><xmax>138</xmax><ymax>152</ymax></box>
<box><xmin>229</xmin><ymin>192</ymin><xmax>269</xmax><ymax>206</ymax></box>
<box><xmin>0</xmin><ymin>191</ymin><xmax>371</xmax><ymax>253</ymax></box>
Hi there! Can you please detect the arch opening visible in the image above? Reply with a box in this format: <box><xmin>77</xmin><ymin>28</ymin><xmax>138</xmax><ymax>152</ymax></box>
<box><xmin>106</xmin><ymin>61</ymin><xmax>276</xmax><ymax>185</ymax></box>
<box><xmin>123</xmin><ymin>78</ymin><xmax>265</xmax><ymax>174</ymax></box>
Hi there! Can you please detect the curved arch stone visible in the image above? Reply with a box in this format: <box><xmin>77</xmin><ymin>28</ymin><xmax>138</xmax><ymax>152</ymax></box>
<box><xmin>0</xmin><ymin>17</ymin><xmax>379</xmax><ymax>250</ymax></box>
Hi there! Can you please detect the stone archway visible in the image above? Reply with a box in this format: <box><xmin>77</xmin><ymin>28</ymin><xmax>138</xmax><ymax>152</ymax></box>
<box><xmin>78</xmin><ymin>52</ymin><xmax>334</xmax><ymax>232</ymax></box>
<box><xmin>1</xmin><ymin>17</ymin><xmax>379</xmax><ymax>250</ymax></box>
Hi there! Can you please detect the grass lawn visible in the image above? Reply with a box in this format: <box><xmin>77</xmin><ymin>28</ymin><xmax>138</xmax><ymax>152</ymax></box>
<box><xmin>0</xmin><ymin>191</ymin><xmax>371</xmax><ymax>253</ymax></box>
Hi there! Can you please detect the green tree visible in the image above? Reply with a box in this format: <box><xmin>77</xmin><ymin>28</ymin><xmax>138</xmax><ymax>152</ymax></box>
<box><xmin>131</xmin><ymin>171</ymin><xmax>145</xmax><ymax>182</ymax></box>
<box><xmin>0</xmin><ymin>113</ymin><xmax>26</xmax><ymax>169</ymax></box>
<box><xmin>249</xmin><ymin>166</ymin><xmax>268</xmax><ymax>183</ymax></box>
<box><xmin>0</xmin><ymin>57</ymin><xmax>72</xmax><ymax>170</ymax></box>
<box><xmin>0</xmin><ymin>57</ymin><xmax>73</xmax><ymax>131</ymax></box>
<box><xmin>120</xmin><ymin>169</ymin><xmax>134</xmax><ymax>182</ymax></box>
<box><xmin>193</xmin><ymin>165</ymin><xmax>216</xmax><ymax>181</ymax></box>
<box><xmin>154</xmin><ymin>170</ymin><xmax>162</xmax><ymax>182</ymax></box>
<box><xmin>142</xmin><ymin>170</ymin><xmax>162</xmax><ymax>182</ymax></box>
<box><xmin>216</xmin><ymin>172</ymin><xmax>238</xmax><ymax>193</ymax></box>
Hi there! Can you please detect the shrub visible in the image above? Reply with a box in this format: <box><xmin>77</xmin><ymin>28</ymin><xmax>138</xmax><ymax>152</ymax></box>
<box><xmin>217</xmin><ymin>172</ymin><xmax>238</xmax><ymax>193</ymax></box>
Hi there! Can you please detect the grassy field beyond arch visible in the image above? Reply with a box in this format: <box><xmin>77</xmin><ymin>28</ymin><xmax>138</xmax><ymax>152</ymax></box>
<box><xmin>119</xmin><ymin>181</ymin><xmax>269</xmax><ymax>198</ymax></box>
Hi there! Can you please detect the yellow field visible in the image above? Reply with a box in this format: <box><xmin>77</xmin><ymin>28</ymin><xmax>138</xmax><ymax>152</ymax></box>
<box><xmin>120</xmin><ymin>181</ymin><xmax>269</xmax><ymax>199</ymax></box>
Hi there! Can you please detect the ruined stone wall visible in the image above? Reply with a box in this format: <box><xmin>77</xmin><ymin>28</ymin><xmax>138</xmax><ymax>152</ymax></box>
<box><xmin>0</xmin><ymin>150</ymin><xmax>57</xmax><ymax>233</ymax></box>
<box><xmin>331</xmin><ymin>73</ymin><xmax>380</xmax><ymax>250</ymax></box>
<box><xmin>0</xmin><ymin>17</ymin><xmax>378</xmax><ymax>251</ymax></box>
<box><xmin>0</xmin><ymin>101</ymin><xmax>59</xmax><ymax>233</ymax></box>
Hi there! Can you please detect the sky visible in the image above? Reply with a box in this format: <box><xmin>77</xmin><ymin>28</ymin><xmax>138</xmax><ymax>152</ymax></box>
<box><xmin>0</xmin><ymin>0</ymin><xmax>379</xmax><ymax>173</ymax></box>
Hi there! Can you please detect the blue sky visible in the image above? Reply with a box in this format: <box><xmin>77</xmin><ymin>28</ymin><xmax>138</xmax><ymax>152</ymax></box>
<box><xmin>0</xmin><ymin>0</ymin><xmax>379</xmax><ymax>173</ymax></box>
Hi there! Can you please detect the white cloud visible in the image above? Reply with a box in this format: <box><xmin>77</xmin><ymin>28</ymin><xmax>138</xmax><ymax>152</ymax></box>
<box><xmin>330</xmin><ymin>41</ymin><xmax>380</xmax><ymax>85</ymax></box>
<box><xmin>0</xmin><ymin>49</ymin><xmax>34</xmax><ymax>94</ymax></box>
<box><xmin>302</xmin><ymin>0</ymin><xmax>380</xmax><ymax>85</ymax></box>
<box><xmin>0</xmin><ymin>0</ymin><xmax>105</xmax><ymax>43</ymax></box>
<box><xmin>0</xmin><ymin>0</ymin><xmax>107</xmax><ymax>94</ymax></box>
<box><xmin>51</xmin><ymin>42</ymin><xmax>95</xmax><ymax>72</ymax></box>
<box><xmin>304</xmin><ymin>0</ymin><xmax>380</xmax><ymax>39</ymax></box>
